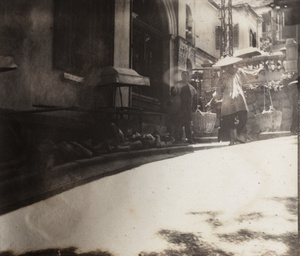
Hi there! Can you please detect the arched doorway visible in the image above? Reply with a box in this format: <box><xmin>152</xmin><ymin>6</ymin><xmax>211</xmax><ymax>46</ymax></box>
<box><xmin>186</xmin><ymin>4</ymin><xmax>194</xmax><ymax>44</ymax></box>
<box><xmin>186</xmin><ymin>58</ymin><xmax>193</xmax><ymax>75</ymax></box>
<box><xmin>131</xmin><ymin>0</ymin><xmax>170</xmax><ymax>102</ymax></box>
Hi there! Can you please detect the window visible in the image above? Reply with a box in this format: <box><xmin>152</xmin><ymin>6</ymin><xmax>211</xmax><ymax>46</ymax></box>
<box><xmin>249</xmin><ymin>29</ymin><xmax>256</xmax><ymax>47</ymax></box>
<box><xmin>252</xmin><ymin>32</ymin><xmax>257</xmax><ymax>47</ymax></box>
<box><xmin>186</xmin><ymin>5</ymin><xmax>193</xmax><ymax>44</ymax></box>
<box><xmin>262</xmin><ymin>11</ymin><xmax>271</xmax><ymax>32</ymax></box>
<box><xmin>282</xmin><ymin>9</ymin><xmax>297</xmax><ymax>39</ymax></box>
<box><xmin>53</xmin><ymin>0</ymin><xmax>114</xmax><ymax>76</ymax></box>
<box><xmin>233</xmin><ymin>24</ymin><xmax>239</xmax><ymax>47</ymax></box>
<box><xmin>215</xmin><ymin>26</ymin><xmax>222</xmax><ymax>50</ymax></box>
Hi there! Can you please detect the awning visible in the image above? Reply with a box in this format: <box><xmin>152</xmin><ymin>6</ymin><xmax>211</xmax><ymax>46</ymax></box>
<box><xmin>0</xmin><ymin>56</ymin><xmax>17</xmax><ymax>72</ymax></box>
<box><xmin>240</xmin><ymin>52</ymin><xmax>286</xmax><ymax>64</ymax></box>
<box><xmin>85</xmin><ymin>66</ymin><xmax>150</xmax><ymax>87</ymax></box>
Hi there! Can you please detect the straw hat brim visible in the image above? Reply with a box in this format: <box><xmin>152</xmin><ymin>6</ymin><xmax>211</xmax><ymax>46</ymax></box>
<box><xmin>213</xmin><ymin>56</ymin><xmax>243</xmax><ymax>67</ymax></box>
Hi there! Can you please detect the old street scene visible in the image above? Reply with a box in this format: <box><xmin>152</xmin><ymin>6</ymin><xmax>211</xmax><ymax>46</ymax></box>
<box><xmin>0</xmin><ymin>0</ymin><xmax>299</xmax><ymax>256</ymax></box>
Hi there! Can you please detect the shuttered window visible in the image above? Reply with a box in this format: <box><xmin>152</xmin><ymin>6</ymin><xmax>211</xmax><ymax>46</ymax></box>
<box><xmin>215</xmin><ymin>26</ymin><xmax>222</xmax><ymax>50</ymax></box>
<box><xmin>233</xmin><ymin>24</ymin><xmax>239</xmax><ymax>47</ymax></box>
<box><xmin>53</xmin><ymin>0</ymin><xmax>114</xmax><ymax>76</ymax></box>
<box><xmin>249</xmin><ymin>29</ymin><xmax>257</xmax><ymax>47</ymax></box>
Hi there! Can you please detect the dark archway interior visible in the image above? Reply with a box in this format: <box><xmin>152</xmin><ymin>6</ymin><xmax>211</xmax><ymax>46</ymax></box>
<box><xmin>132</xmin><ymin>0</ymin><xmax>169</xmax><ymax>99</ymax></box>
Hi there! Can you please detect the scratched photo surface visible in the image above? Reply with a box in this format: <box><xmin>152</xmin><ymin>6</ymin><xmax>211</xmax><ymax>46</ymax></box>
<box><xmin>0</xmin><ymin>1</ymin><xmax>298</xmax><ymax>256</ymax></box>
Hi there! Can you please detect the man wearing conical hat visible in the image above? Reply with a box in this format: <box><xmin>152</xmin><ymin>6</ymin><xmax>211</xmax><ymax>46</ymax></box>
<box><xmin>213</xmin><ymin>56</ymin><xmax>264</xmax><ymax>145</ymax></box>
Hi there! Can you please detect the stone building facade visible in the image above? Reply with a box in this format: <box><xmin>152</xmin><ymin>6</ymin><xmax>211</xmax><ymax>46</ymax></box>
<box><xmin>2</xmin><ymin>0</ymin><xmax>295</xmax><ymax>163</ymax></box>
<box><xmin>0</xmin><ymin>0</ymin><xmax>265</xmax><ymax>112</ymax></box>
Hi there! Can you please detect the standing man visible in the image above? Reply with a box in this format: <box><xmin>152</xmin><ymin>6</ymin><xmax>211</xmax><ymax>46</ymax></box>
<box><xmin>163</xmin><ymin>86</ymin><xmax>181</xmax><ymax>142</ymax></box>
<box><xmin>175</xmin><ymin>71</ymin><xmax>197</xmax><ymax>144</ymax></box>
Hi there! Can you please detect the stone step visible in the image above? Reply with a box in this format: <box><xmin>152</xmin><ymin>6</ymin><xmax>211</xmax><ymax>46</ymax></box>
<box><xmin>194</xmin><ymin>136</ymin><xmax>219</xmax><ymax>143</ymax></box>
<box><xmin>258</xmin><ymin>131</ymin><xmax>293</xmax><ymax>140</ymax></box>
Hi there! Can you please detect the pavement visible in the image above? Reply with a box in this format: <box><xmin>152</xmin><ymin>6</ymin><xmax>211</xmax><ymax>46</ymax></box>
<box><xmin>0</xmin><ymin>134</ymin><xmax>297</xmax><ymax>256</ymax></box>
<box><xmin>0</xmin><ymin>131</ymin><xmax>295</xmax><ymax>216</ymax></box>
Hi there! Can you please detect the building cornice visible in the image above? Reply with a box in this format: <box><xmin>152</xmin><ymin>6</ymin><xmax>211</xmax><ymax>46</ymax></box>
<box><xmin>233</xmin><ymin>3</ymin><xmax>261</xmax><ymax>19</ymax></box>
<box><xmin>196</xmin><ymin>47</ymin><xmax>218</xmax><ymax>62</ymax></box>
<box><xmin>207</xmin><ymin>0</ymin><xmax>220</xmax><ymax>10</ymax></box>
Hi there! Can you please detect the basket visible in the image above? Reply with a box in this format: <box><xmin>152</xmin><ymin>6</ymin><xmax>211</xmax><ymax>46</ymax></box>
<box><xmin>255</xmin><ymin>107</ymin><xmax>282</xmax><ymax>132</ymax></box>
<box><xmin>192</xmin><ymin>109</ymin><xmax>217</xmax><ymax>134</ymax></box>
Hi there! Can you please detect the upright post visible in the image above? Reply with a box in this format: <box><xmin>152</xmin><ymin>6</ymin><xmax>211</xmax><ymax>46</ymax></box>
<box><xmin>220</xmin><ymin>0</ymin><xmax>227</xmax><ymax>56</ymax></box>
<box><xmin>227</xmin><ymin>0</ymin><xmax>233</xmax><ymax>56</ymax></box>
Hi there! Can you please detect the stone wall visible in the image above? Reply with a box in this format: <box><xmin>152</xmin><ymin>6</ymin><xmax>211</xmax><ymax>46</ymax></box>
<box><xmin>0</xmin><ymin>0</ymin><xmax>83</xmax><ymax>110</ymax></box>
<box><xmin>0</xmin><ymin>0</ymin><xmax>116</xmax><ymax>111</ymax></box>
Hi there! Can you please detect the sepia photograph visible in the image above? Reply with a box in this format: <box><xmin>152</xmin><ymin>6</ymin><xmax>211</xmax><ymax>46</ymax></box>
<box><xmin>0</xmin><ymin>0</ymin><xmax>299</xmax><ymax>255</ymax></box>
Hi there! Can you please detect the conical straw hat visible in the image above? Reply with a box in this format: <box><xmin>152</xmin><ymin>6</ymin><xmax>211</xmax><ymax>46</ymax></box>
<box><xmin>213</xmin><ymin>56</ymin><xmax>242</xmax><ymax>67</ymax></box>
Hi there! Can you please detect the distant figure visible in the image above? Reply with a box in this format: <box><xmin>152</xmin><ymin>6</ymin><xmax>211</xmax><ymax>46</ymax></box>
<box><xmin>175</xmin><ymin>71</ymin><xmax>197</xmax><ymax>144</ymax></box>
<box><xmin>164</xmin><ymin>86</ymin><xmax>181</xmax><ymax>141</ymax></box>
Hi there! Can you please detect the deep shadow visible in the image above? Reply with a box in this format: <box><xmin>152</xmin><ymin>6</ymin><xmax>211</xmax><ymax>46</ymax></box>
<box><xmin>236</xmin><ymin>212</ymin><xmax>264</xmax><ymax>222</ymax></box>
<box><xmin>187</xmin><ymin>211</ymin><xmax>223</xmax><ymax>228</ymax></box>
<box><xmin>218</xmin><ymin>229</ymin><xmax>299</xmax><ymax>255</ymax></box>
<box><xmin>139</xmin><ymin>229</ymin><xmax>233</xmax><ymax>256</ymax></box>
<box><xmin>270</xmin><ymin>196</ymin><xmax>298</xmax><ymax>216</ymax></box>
<box><xmin>218</xmin><ymin>229</ymin><xmax>259</xmax><ymax>243</ymax></box>
<box><xmin>187</xmin><ymin>211</ymin><xmax>221</xmax><ymax>217</ymax></box>
<box><xmin>0</xmin><ymin>247</ymin><xmax>113</xmax><ymax>256</ymax></box>
<box><xmin>0</xmin><ymin>150</ymin><xmax>192</xmax><ymax>216</ymax></box>
<box><xmin>206</xmin><ymin>217</ymin><xmax>223</xmax><ymax>228</ymax></box>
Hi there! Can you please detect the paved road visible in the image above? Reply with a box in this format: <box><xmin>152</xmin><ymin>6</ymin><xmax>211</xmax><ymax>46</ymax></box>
<box><xmin>0</xmin><ymin>136</ymin><xmax>298</xmax><ymax>256</ymax></box>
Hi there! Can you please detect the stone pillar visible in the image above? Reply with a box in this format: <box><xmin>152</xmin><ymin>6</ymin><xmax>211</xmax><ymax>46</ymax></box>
<box><xmin>285</xmin><ymin>38</ymin><xmax>298</xmax><ymax>73</ymax></box>
<box><xmin>114</xmin><ymin>0</ymin><xmax>131</xmax><ymax>107</ymax></box>
<box><xmin>163</xmin><ymin>34</ymin><xmax>176</xmax><ymax>96</ymax></box>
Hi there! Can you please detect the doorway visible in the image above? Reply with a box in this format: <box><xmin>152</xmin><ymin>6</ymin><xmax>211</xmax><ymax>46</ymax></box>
<box><xmin>131</xmin><ymin>0</ymin><xmax>169</xmax><ymax>100</ymax></box>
